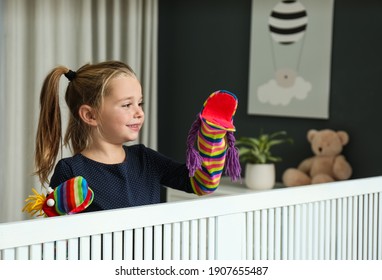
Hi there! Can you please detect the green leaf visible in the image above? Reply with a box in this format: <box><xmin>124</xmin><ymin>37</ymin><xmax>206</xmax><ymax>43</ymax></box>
<box><xmin>235</xmin><ymin>130</ymin><xmax>293</xmax><ymax>164</ymax></box>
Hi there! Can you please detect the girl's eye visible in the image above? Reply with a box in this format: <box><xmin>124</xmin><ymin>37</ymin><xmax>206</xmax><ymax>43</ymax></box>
<box><xmin>122</xmin><ymin>102</ymin><xmax>143</xmax><ymax>108</ymax></box>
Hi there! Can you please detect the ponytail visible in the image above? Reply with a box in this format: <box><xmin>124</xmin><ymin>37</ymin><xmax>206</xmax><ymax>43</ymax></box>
<box><xmin>35</xmin><ymin>66</ymin><xmax>68</xmax><ymax>185</ymax></box>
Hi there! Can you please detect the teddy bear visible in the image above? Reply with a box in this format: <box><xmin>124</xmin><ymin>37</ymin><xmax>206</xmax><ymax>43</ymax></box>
<box><xmin>282</xmin><ymin>129</ymin><xmax>352</xmax><ymax>187</ymax></box>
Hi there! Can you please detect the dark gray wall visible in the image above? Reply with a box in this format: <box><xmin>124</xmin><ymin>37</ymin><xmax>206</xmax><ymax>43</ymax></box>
<box><xmin>158</xmin><ymin>0</ymin><xmax>382</xmax><ymax>183</ymax></box>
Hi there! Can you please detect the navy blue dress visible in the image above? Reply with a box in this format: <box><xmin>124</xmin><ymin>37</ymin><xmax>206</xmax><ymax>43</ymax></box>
<box><xmin>49</xmin><ymin>144</ymin><xmax>194</xmax><ymax>212</ymax></box>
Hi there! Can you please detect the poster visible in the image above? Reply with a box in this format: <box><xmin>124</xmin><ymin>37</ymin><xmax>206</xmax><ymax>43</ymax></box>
<box><xmin>248</xmin><ymin>0</ymin><xmax>334</xmax><ymax>119</ymax></box>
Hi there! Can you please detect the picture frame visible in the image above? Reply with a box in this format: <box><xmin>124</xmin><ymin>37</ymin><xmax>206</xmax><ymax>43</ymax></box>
<box><xmin>248</xmin><ymin>0</ymin><xmax>334</xmax><ymax>119</ymax></box>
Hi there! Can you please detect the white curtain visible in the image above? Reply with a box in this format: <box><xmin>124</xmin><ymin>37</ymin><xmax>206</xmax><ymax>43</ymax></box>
<box><xmin>0</xmin><ymin>0</ymin><xmax>158</xmax><ymax>222</ymax></box>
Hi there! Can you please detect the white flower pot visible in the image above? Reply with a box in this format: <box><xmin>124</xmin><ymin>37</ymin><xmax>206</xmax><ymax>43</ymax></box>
<box><xmin>245</xmin><ymin>163</ymin><xmax>275</xmax><ymax>190</ymax></box>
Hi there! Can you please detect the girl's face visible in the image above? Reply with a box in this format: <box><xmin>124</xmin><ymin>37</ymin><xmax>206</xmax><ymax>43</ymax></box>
<box><xmin>96</xmin><ymin>75</ymin><xmax>144</xmax><ymax>144</ymax></box>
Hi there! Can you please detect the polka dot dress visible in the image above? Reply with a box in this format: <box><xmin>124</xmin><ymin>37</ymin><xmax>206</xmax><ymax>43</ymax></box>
<box><xmin>50</xmin><ymin>145</ymin><xmax>194</xmax><ymax>213</ymax></box>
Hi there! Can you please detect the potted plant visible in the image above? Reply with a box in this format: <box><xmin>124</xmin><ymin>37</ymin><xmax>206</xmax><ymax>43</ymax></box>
<box><xmin>235</xmin><ymin>130</ymin><xmax>293</xmax><ymax>190</ymax></box>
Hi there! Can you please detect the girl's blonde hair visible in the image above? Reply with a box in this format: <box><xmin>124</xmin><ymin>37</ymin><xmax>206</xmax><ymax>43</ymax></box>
<box><xmin>35</xmin><ymin>61</ymin><xmax>136</xmax><ymax>185</ymax></box>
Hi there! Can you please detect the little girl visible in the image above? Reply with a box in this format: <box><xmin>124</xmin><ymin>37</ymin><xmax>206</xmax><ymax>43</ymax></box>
<box><xmin>26</xmin><ymin>60</ymin><xmax>240</xmax><ymax>216</ymax></box>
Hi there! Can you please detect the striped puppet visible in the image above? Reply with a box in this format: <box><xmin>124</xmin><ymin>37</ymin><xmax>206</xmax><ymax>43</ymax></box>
<box><xmin>186</xmin><ymin>90</ymin><xmax>241</xmax><ymax>195</ymax></box>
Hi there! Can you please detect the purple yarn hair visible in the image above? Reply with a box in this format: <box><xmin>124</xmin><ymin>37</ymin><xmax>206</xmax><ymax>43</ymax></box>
<box><xmin>186</xmin><ymin>114</ymin><xmax>203</xmax><ymax>177</ymax></box>
<box><xmin>225</xmin><ymin>131</ymin><xmax>242</xmax><ymax>182</ymax></box>
<box><xmin>186</xmin><ymin>113</ymin><xmax>241</xmax><ymax>181</ymax></box>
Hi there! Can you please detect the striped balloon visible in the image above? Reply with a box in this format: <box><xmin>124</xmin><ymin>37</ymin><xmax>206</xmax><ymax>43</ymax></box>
<box><xmin>269</xmin><ymin>0</ymin><xmax>308</xmax><ymax>45</ymax></box>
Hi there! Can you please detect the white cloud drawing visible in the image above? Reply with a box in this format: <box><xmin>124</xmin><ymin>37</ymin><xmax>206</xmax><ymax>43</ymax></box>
<box><xmin>257</xmin><ymin>76</ymin><xmax>312</xmax><ymax>106</ymax></box>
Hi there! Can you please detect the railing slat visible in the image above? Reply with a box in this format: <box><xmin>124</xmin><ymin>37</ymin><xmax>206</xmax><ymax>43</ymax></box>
<box><xmin>324</xmin><ymin>200</ymin><xmax>331</xmax><ymax>259</ymax></box>
<box><xmin>363</xmin><ymin>195</ymin><xmax>368</xmax><ymax>259</ymax></box>
<box><xmin>307</xmin><ymin>203</ymin><xmax>313</xmax><ymax>260</ymax></box>
<box><xmin>55</xmin><ymin>240</ymin><xmax>67</xmax><ymax>260</ymax></box>
<box><xmin>346</xmin><ymin>197</ymin><xmax>353</xmax><ymax>260</ymax></box>
<box><xmin>15</xmin><ymin>246</ymin><xmax>29</xmax><ymax>260</ymax></box>
<box><xmin>79</xmin><ymin>236</ymin><xmax>90</xmax><ymax>260</ymax></box>
<box><xmin>189</xmin><ymin>220</ymin><xmax>198</xmax><ymax>260</ymax></box>
<box><xmin>153</xmin><ymin>225</ymin><xmax>163</xmax><ymax>260</ymax></box>
<box><xmin>294</xmin><ymin>205</ymin><xmax>301</xmax><ymax>260</ymax></box>
<box><xmin>29</xmin><ymin>244</ymin><xmax>42</xmax><ymax>260</ymax></box>
<box><xmin>133</xmin><ymin>228</ymin><xmax>143</xmax><ymax>260</ymax></box>
<box><xmin>337</xmin><ymin>199</ymin><xmax>342</xmax><ymax>260</ymax></box>
<box><xmin>143</xmin><ymin>227</ymin><xmax>153</xmax><ymax>260</ymax></box>
<box><xmin>274</xmin><ymin>207</ymin><xmax>282</xmax><ymax>260</ymax></box>
<box><xmin>372</xmin><ymin>194</ymin><xmax>378</xmax><ymax>259</ymax></box>
<box><xmin>261</xmin><ymin>209</ymin><xmax>268</xmax><ymax>260</ymax></box>
<box><xmin>181</xmin><ymin>221</ymin><xmax>190</xmax><ymax>260</ymax></box>
<box><xmin>163</xmin><ymin>224</ymin><xmax>171</xmax><ymax>260</ymax></box>
<box><xmin>368</xmin><ymin>194</ymin><xmax>374</xmax><ymax>260</ymax></box>
<box><xmin>281</xmin><ymin>206</ymin><xmax>288</xmax><ymax>260</ymax></box>
<box><xmin>1</xmin><ymin>248</ymin><xmax>15</xmax><ymax>260</ymax></box>
<box><xmin>207</xmin><ymin>217</ymin><xmax>215</xmax><ymax>260</ymax></box>
<box><xmin>123</xmin><ymin>230</ymin><xmax>133</xmax><ymax>260</ymax></box>
<box><xmin>246</xmin><ymin>211</ymin><xmax>253</xmax><ymax>260</ymax></box>
<box><xmin>113</xmin><ymin>231</ymin><xmax>123</xmax><ymax>260</ymax></box>
<box><xmin>254</xmin><ymin>210</ymin><xmax>261</xmax><ymax>260</ymax></box>
<box><xmin>42</xmin><ymin>242</ymin><xmax>54</xmax><ymax>260</ymax></box>
<box><xmin>318</xmin><ymin>201</ymin><xmax>325</xmax><ymax>260</ymax></box>
<box><xmin>102</xmin><ymin>233</ymin><xmax>113</xmax><ymax>260</ymax></box>
<box><xmin>172</xmin><ymin>222</ymin><xmax>181</xmax><ymax>260</ymax></box>
<box><xmin>288</xmin><ymin>205</ymin><xmax>295</xmax><ymax>260</ymax></box>
<box><xmin>358</xmin><ymin>195</ymin><xmax>364</xmax><ymax>260</ymax></box>
<box><xmin>268</xmin><ymin>208</ymin><xmax>275</xmax><ymax>260</ymax></box>
<box><xmin>67</xmin><ymin>238</ymin><xmax>79</xmax><ymax>260</ymax></box>
<box><xmin>341</xmin><ymin>198</ymin><xmax>347</xmax><ymax>259</ymax></box>
<box><xmin>91</xmin><ymin>234</ymin><xmax>101</xmax><ymax>260</ymax></box>
<box><xmin>198</xmin><ymin>218</ymin><xmax>207</xmax><ymax>260</ymax></box>
<box><xmin>352</xmin><ymin>197</ymin><xmax>358</xmax><ymax>260</ymax></box>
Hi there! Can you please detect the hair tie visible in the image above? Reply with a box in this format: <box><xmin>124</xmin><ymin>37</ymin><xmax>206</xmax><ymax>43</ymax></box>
<box><xmin>65</xmin><ymin>70</ymin><xmax>76</xmax><ymax>81</ymax></box>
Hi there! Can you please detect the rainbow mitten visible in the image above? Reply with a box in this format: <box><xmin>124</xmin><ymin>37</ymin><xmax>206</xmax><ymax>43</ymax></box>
<box><xmin>186</xmin><ymin>90</ymin><xmax>241</xmax><ymax>195</ymax></box>
<box><xmin>23</xmin><ymin>176</ymin><xmax>94</xmax><ymax>217</ymax></box>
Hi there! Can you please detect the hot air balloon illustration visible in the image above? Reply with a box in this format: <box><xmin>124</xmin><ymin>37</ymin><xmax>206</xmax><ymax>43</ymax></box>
<box><xmin>269</xmin><ymin>0</ymin><xmax>308</xmax><ymax>45</ymax></box>
<box><xmin>256</xmin><ymin>0</ymin><xmax>312</xmax><ymax>106</ymax></box>
<box><xmin>248</xmin><ymin>0</ymin><xmax>334</xmax><ymax>119</ymax></box>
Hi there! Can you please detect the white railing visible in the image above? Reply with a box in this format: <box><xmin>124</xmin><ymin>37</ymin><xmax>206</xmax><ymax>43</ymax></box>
<box><xmin>1</xmin><ymin>176</ymin><xmax>381</xmax><ymax>260</ymax></box>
